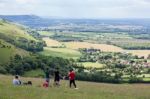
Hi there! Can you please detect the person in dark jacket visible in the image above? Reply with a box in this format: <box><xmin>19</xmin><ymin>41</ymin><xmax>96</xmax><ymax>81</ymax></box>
<box><xmin>54</xmin><ymin>68</ymin><xmax>60</xmax><ymax>86</ymax></box>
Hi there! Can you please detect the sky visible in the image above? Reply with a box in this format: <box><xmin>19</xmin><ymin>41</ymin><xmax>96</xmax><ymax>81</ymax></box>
<box><xmin>0</xmin><ymin>0</ymin><xmax>150</xmax><ymax>18</ymax></box>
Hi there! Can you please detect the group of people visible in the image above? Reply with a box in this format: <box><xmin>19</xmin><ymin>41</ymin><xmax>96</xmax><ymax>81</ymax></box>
<box><xmin>43</xmin><ymin>68</ymin><xmax>77</xmax><ymax>89</ymax></box>
<box><xmin>12</xmin><ymin>68</ymin><xmax>78</xmax><ymax>89</ymax></box>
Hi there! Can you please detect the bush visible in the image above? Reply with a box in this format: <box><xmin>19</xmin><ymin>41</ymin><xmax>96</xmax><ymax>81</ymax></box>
<box><xmin>0</xmin><ymin>66</ymin><xmax>7</xmax><ymax>74</ymax></box>
<box><xmin>129</xmin><ymin>75</ymin><xmax>143</xmax><ymax>83</ymax></box>
<box><xmin>76</xmin><ymin>71</ymin><xmax>123</xmax><ymax>83</ymax></box>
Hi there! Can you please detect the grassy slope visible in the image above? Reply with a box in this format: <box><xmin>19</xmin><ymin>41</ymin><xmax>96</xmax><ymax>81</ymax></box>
<box><xmin>0</xmin><ymin>39</ymin><xmax>28</xmax><ymax>64</ymax></box>
<box><xmin>0</xmin><ymin>75</ymin><xmax>150</xmax><ymax>99</ymax></box>
<box><xmin>23</xmin><ymin>69</ymin><xmax>44</xmax><ymax>78</ymax></box>
<box><xmin>0</xmin><ymin>20</ymin><xmax>35</xmax><ymax>64</ymax></box>
<box><xmin>0</xmin><ymin>20</ymin><xmax>36</xmax><ymax>41</ymax></box>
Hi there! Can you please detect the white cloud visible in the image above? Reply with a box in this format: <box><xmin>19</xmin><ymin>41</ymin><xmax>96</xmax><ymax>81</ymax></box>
<box><xmin>0</xmin><ymin>0</ymin><xmax>150</xmax><ymax>18</ymax></box>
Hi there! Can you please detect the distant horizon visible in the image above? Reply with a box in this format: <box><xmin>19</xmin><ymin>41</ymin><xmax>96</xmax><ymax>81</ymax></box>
<box><xmin>1</xmin><ymin>14</ymin><xmax>150</xmax><ymax>20</ymax></box>
<box><xmin>0</xmin><ymin>0</ymin><xmax>150</xmax><ymax>19</ymax></box>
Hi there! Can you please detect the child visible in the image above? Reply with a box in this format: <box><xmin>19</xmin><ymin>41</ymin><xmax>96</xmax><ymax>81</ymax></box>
<box><xmin>43</xmin><ymin>80</ymin><xmax>49</xmax><ymax>88</ymax></box>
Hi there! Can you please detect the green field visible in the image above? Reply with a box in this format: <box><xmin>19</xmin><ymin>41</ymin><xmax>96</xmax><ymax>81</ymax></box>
<box><xmin>0</xmin><ymin>75</ymin><xmax>150</xmax><ymax>99</ymax></box>
<box><xmin>38</xmin><ymin>31</ymin><xmax>55</xmax><ymax>37</ymax></box>
<box><xmin>79</xmin><ymin>62</ymin><xmax>104</xmax><ymax>68</ymax></box>
<box><xmin>39</xmin><ymin>47</ymin><xmax>81</xmax><ymax>59</ymax></box>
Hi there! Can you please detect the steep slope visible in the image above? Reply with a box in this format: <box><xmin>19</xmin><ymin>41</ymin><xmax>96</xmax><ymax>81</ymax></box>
<box><xmin>0</xmin><ymin>15</ymin><xmax>51</xmax><ymax>28</ymax></box>
<box><xmin>0</xmin><ymin>20</ymin><xmax>36</xmax><ymax>40</ymax></box>
<box><xmin>0</xmin><ymin>39</ymin><xmax>28</xmax><ymax>64</ymax></box>
<box><xmin>0</xmin><ymin>19</ymin><xmax>44</xmax><ymax>64</ymax></box>
<box><xmin>0</xmin><ymin>19</ymin><xmax>44</xmax><ymax>52</ymax></box>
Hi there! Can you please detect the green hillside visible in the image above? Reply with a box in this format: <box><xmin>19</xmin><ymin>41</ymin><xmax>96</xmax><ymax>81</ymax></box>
<box><xmin>0</xmin><ymin>75</ymin><xmax>150</xmax><ymax>99</ymax></box>
<box><xmin>0</xmin><ymin>39</ymin><xmax>29</xmax><ymax>64</ymax></box>
<box><xmin>0</xmin><ymin>19</ymin><xmax>36</xmax><ymax>40</ymax></box>
<box><xmin>0</xmin><ymin>20</ymin><xmax>32</xmax><ymax>64</ymax></box>
<box><xmin>0</xmin><ymin>19</ymin><xmax>44</xmax><ymax>52</ymax></box>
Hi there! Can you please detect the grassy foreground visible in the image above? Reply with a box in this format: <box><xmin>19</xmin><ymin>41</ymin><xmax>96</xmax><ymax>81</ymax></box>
<box><xmin>0</xmin><ymin>75</ymin><xmax>150</xmax><ymax>99</ymax></box>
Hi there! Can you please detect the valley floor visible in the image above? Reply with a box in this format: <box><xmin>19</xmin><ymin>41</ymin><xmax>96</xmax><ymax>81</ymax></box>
<box><xmin>0</xmin><ymin>75</ymin><xmax>150</xmax><ymax>99</ymax></box>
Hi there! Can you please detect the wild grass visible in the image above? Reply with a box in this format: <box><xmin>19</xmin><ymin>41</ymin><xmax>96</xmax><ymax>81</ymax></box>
<box><xmin>0</xmin><ymin>75</ymin><xmax>150</xmax><ymax>99</ymax></box>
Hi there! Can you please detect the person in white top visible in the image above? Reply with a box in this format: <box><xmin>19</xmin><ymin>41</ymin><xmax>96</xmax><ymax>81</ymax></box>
<box><xmin>13</xmin><ymin>75</ymin><xmax>21</xmax><ymax>85</ymax></box>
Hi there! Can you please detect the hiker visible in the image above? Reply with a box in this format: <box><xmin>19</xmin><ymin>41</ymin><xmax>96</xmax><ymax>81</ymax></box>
<box><xmin>54</xmin><ymin>68</ymin><xmax>60</xmax><ymax>86</ymax></box>
<box><xmin>44</xmin><ymin>68</ymin><xmax>50</xmax><ymax>85</ymax></box>
<box><xmin>68</xmin><ymin>69</ymin><xmax>77</xmax><ymax>89</ymax></box>
<box><xmin>12</xmin><ymin>75</ymin><xmax>21</xmax><ymax>85</ymax></box>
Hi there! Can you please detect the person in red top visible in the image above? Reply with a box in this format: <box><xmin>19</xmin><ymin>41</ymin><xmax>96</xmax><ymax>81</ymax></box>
<box><xmin>68</xmin><ymin>69</ymin><xmax>77</xmax><ymax>88</ymax></box>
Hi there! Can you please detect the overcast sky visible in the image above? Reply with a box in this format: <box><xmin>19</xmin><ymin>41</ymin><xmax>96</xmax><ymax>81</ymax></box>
<box><xmin>0</xmin><ymin>0</ymin><xmax>150</xmax><ymax>18</ymax></box>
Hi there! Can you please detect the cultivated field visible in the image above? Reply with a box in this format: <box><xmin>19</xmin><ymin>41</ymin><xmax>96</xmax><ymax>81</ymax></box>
<box><xmin>43</xmin><ymin>37</ymin><xmax>62</xmax><ymax>47</ymax></box>
<box><xmin>0</xmin><ymin>75</ymin><xmax>150</xmax><ymax>99</ymax></box>
<box><xmin>79</xmin><ymin>62</ymin><xmax>104</xmax><ymax>68</ymax></box>
<box><xmin>64</xmin><ymin>42</ymin><xmax>123</xmax><ymax>52</ymax></box>
<box><xmin>125</xmin><ymin>50</ymin><xmax>150</xmax><ymax>58</ymax></box>
<box><xmin>39</xmin><ymin>47</ymin><xmax>81</xmax><ymax>59</ymax></box>
<box><xmin>43</xmin><ymin>37</ymin><xmax>150</xmax><ymax>58</ymax></box>
<box><xmin>38</xmin><ymin>31</ymin><xmax>55</xmax><ymax>37</ymax></box>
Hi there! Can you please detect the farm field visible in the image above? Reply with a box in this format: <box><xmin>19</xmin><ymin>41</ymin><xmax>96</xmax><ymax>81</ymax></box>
<box><xmin>79</xmin><ymin>62</ymin><xmax>104</xmax><ymax>68</ymax></box>
<box><xmin>43</xmin><ymin>37</ymin><xmax>62</xmax><ymax>47</ymax></box>
<box><xmin>38</xmin><ymin>31</ymin><xmax>55</xmax><ymax>37</ymax></box>
<box><xmin>125</xmin><ymin>50</ymin><xmax>150</xmax><ymax>58</ymax></box>
<box><xmin>42</xmin><ymin>37</ymin><xmax>150</xmax><ymax>58</ymax></box>
<box><xmin>64</xmin><ymin>42</ymin><xmax>123</xmax><ymax>52</ymax></box>
<box><xmin>39</xmin><ymin>47</ymin><xmax>81</xmax><ymax>59</ymax></box>
<box><xmin>0</xmin><ymin>75</ymin><xmax>150</xmax><ymax>99</ymax></box>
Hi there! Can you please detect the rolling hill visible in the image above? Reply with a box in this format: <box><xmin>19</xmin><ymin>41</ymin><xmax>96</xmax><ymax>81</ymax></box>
<box><xmin>0</xmin><ymin>19</ymin><xmax>42</xmax><ymax>64</ymax></box>
<box><xmin>0</xmin><ymin>19</ymin><xmax>44</xmax><ymax>52</ymax></box>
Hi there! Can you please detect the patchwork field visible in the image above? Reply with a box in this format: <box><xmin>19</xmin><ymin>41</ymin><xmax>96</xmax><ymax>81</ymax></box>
<box><xmin>64</xmin><ymin>42</ymin><xmax>123</xmax><ymax>52</ymax></box>
<box><xmin>43</xmin><ymin>38</ymin><xmax>150</xmax><ymax>58</ymax></box>
<box><xmin>43</xmin><ymin>37</ymin><xmax>62</xmax><ymax>47</ymax></box>
<box><xmin>0</xmin><ymin>75</ymin><xmax>150</xmax><ymax>99</ymax></box>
